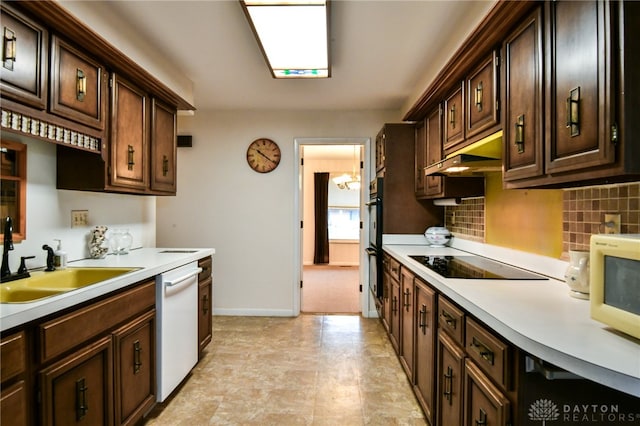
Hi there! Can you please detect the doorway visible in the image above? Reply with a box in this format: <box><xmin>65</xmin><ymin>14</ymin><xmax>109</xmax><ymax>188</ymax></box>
<box><xmin>293</xmin><ymin>138</ymin><xmax>374</xmax><ymax>317</ymax></box>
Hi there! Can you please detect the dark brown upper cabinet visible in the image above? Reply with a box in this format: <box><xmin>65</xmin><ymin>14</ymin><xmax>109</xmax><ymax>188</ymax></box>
<box><xmin>150</xmin><ymin>99</ymin><xmax>177</xmax><ymax>194</ymax></box>
<box><xmin>503</xmin><ymin>7</ymin><xmax>544</xmax><ymax>182</ymax></box>
<box><xmin>466</xmin><ymin>51</ymin><xmax>500</xmax><ymax>140</ymax></box>
<box><xmin>0</xmin><ymin>3</ymin><xmax>48</xmax><ymax>110</ymax></box>
<box><xmin>50</xmin><ymin>36</ymin><xmax>107</xmax><ymax>131</ymax></box>
<box><xmin>443</xmin><ymin>82</ymin><xmax>465</xmax><ymax>155</ymax></box>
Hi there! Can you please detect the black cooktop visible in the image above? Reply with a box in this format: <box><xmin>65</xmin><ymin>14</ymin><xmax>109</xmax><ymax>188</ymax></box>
<box><xmin>409</xmin><ymin>255</ymin><xmax>547</xmax><ymax>280</ymax></box>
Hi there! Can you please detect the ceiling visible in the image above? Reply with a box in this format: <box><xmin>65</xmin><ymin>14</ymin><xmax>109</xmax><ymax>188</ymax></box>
<box><xmin>94</xmin><ymin>0</ymin><xmax>496</xmax><ymax>113</ymax></box>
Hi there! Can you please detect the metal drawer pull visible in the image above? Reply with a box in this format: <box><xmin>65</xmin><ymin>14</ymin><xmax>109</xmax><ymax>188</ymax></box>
<box><xmin>566</xmin><ymin>86</ymin><xmax>580</xmax><ymax>137</ymax></box>
<box><xmin>515</xmin><ymin>114</ymin><xmax>525</xmax><ymax>153</ymax></box>
<box><xmin>443</xmin><ymin>366</ymin><xmax>453</xmax><ymax>404</ymax></box>
<box><xmin>202</xmin><ymin>294</ymin><xmax>209</xmax><ymax>314</ymax></box>
<box><xmin>470</xmin><ymin>337</ymin><xmax>495</xmax><ymax>365</ymax></box>
<box><xmin>133</xmin><ymin>340</ymin><xmax>142</xmax><ymax>374</ymax></box>
<box><xmin>76</xmin><ymin>377</ymin><xmax>88</xmax><ymax>420</ymax></box>
<box><xmin>419</xmin><ymin>304</ymin><xmax>428</xmax><ymax>334</ymax></box>
<box><xmin>475</xmin><ymin>408</ymin><xmax>487</xmax><ymax>426</ymax></box>
<box><xmin>441</xmin><ymin>310</ymin><xmax>457</xmax><ymax>329</ymax></box>
<box><xmin>475</xmin><ymin>81</ymin><xmax>483</xmax><ymax>112</ymax></box>
<box><xmin>76</xmin><ymin>69</ymin><xmax>86</xmax><ymax>101</ymax></box>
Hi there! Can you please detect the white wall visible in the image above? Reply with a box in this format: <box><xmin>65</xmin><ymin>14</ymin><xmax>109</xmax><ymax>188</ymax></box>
<box><xmin>1</xmin><ymin>132</ymin><xmax>156</xmax><ymax>272</ymax></box>
<box><xmin>156</xmin><ymin>109</ymin><xmax>398</xmax><ymax>316</ymax></box>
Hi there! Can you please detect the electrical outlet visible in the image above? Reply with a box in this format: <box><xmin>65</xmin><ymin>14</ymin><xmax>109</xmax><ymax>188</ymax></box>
<box><xmin>71</xmin><ymin>210</ymin><xmax>89</xmax><ymax>228</ymax></box>
<box><xmin>602</xmin><ymin>213</ymin><xmax>621</xmax><ymax>234</ymax></box>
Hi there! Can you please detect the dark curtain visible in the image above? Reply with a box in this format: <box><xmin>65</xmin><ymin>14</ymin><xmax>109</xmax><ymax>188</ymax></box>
<box><xmin>313</xmin><ymin>172</ymin><xmax>330</xmax><ymax>264</ymax></box>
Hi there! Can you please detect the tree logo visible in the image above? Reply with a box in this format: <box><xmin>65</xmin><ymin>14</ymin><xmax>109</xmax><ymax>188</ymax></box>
<box><xmin>529</xmin><ymin>399</ymin><xmax>560</xmax><ymax>425</ymax></box>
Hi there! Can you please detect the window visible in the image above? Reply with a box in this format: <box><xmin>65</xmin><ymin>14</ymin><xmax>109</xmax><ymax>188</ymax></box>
<box><xmin>328</xmin><ymin>172</ymin><xmax>359</xmax><ymax>241</ymax></box>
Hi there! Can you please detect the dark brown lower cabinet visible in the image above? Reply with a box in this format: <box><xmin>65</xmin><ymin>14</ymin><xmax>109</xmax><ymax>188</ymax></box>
<box><xmin>198</xmin><ymin>256</ymin><xmax>213</xmax><ymax>355</ymax></box>
<box><xmin>113</xmin><ymin>310</ymin><xmax>155</xmax><ymax>426</ymax></box>
<box><xmin>464</xmin><ymin>359</ymin><xmax>511</xmax><ymax>426</ymax></box>
<box><xmin>437</xmin><ymin>330</ymin><xmax>466</xmax><ymax>426</ymax></box>
<box><xmin>413</xmin><ymin>280</ymin><xmax>436</xmax><ymax>424</ymax></box>
<box><xmin>399</xmin><ymin>268</ymin><xmax>414</xmax><ymax>378</ymax></box>
<box><xmin>39</xmin><ymin>335</ymin><xmax>114</xmax><ymax>426</ymax></box>
<box><xmin>0</xmin><ymin>380</ymin><xmax>28</xmax><ymax>426</ymax></box>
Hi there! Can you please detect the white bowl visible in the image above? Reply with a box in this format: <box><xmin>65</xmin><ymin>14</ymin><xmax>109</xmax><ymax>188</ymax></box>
<box><xmin>424</xmin><ymin>226</ymin><xmax>452</xmax><ymax>247</ymax></box>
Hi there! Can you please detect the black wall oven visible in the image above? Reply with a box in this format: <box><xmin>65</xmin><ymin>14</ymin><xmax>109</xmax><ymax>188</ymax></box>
<box><xmin>366</xmin><ymin>177</ymin><xmax>383</xmax><ymax>301</ymax></box>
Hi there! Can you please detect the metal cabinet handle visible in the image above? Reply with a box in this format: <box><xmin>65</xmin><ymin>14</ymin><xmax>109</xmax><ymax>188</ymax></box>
<box><xmin>162</xmin><ymin>155</ymin><xmax>169</xmax><ymax>176</ymax></box>
<box><xmin>127</xmin><ymin>145</ymin><xmax>135</xmax><ymax>170</ymax></box>
<box><xmin>202</xmin><ymin>294</ymin><xmax>209</xmax><ymax>314</ymax></box>
<box><xmin>3</xmin><ymin>27</ymin><xmax>16</xmax><ymax>70</ymax></box>
<box><xmin>76</xmin><ymin>377</ymin><xmax>88</xmax><ymax>420</ymax></box>
<box><xmin>133</xmin><ymin>340</ymin><xmax>142</xmax><ymax>374</ymax></box>
<box><xmin>475</xmin><ymin>408</ymin><xmax>487</xmax><ymax>426</ymax></box>
<box><xmin>475</xmin><ymin>81</ymin><xmax>483</xmax><ymax>112</ymax></box>
<box><xmin>515</xmin><ymin>114</ymin><xmax>525</xmax><ymax>153</ymax></box>
<box><xmin>392</xmin><ymin>296</ymin><xmax>398</xmax><ymax>313</ymax></box>
<box><xmin>403</xmin><ymin>288</ymin><xmax>411</xmax><ymax>310</ymax></box>
<box><xmin>470</xmin><ymin>337</ymin><xmax>495</xmax><ymax>365</ymax></box>
<box><xmin>441</xmin><ymin>310</ymin><xmax>457</xmax><ymax>329</ymax></box>
<box><xmin>76</xmin><ymin>69</ymin><xmax>86</xmax><ymax>101</ymax></box>
<box><xmin>449</xmin><ymin>104</ymin><xmax>456</xmax><ymax>129</ymax></box>
<box><xmin>566</xmin><ymin>86</ymin><xmax>580</xmax><ymax>137</ymax></box>
<box><xmin>443</xmin><ymin>366</ymin><xmax>453</xmax><ymax>404</ymax></box>
<box><xmin>419</xmin><ymin>304</ymin><xmax>428</xmax><ymax>334</ymax></box>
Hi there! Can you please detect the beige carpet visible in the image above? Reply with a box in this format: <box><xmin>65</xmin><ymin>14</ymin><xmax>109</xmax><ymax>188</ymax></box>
<box><xmin>301</xmin><ymin>265</ymin><xmax>360</xmax><ymax>314</ymax></box>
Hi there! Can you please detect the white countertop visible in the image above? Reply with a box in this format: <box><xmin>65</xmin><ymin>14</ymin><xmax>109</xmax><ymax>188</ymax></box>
<box><xmin>0</xmin><ymin>247</ymin><xmax>215</xmax><ymax>332</ymax></box>
<box><xmin>382</xmin><ymin>236</ymin><xmax>640</xmax><ymax>398</ymax></box>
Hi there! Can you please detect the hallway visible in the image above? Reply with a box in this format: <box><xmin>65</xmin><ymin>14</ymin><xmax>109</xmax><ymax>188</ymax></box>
<box><xmin>145</xmin><ymin>315</ymin><xmax>426</xmax><ymax>425</ymax></box>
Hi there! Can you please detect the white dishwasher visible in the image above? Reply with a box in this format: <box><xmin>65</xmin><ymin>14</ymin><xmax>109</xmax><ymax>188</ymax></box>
<box><xmin>156</xmin><ymin>261</ymin><xmax>201</xmax><ymax>402</ymax></box>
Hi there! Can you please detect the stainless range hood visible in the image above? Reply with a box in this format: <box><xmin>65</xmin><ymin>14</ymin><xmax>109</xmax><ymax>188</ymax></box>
<box><xmin>425</xmin><ymin>131</ymin><xmax>503</xmax><ymax>177</ymax></box>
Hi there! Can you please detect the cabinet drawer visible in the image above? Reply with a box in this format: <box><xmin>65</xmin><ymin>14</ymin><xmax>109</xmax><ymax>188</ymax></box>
<box><xmin>438</xmin><ymin>296</ymin><xmax>465</xmax><ymax>346</ymax></box>
<box><xmin>465</xmin><ymin>317</ymin><xmax>511</xmax><ymax>389</ymax></box>
<box><xmin>38</xmin><ymin>280</ymin><xmax>155</xmax><ymax>363</ymax></box>
<box><xmin>0</xmin><ymin>380</ymin><xmax>28</xmax><ymax>426</ymax></box>
<box><xmin>198</xmin><ymin>256</ymin><xmax>213</xmax><ymax>281</ymax></box>
<box><xmin>0</xmin><ymin>330</ymin><xmax>26</xmax><ymax>382</ymax></box>
<box><xmin>385</xmin><ymin>255</ymin><xmax>401</xmax><ymax>282</ymax></box>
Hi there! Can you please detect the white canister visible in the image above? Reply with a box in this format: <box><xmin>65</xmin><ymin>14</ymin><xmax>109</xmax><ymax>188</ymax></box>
<box><xmin>564</xmin><ymin>249</ymin><xmax>590</xmax><ymax>299</ymax></box>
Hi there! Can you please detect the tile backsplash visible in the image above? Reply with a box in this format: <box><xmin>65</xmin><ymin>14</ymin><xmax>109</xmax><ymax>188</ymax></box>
<box><xmin>562</xmin><ymin>182</ymin><xmax>639</xmax><ymax>253</ymax></box>
<box><xmin>445</xmin><ymin>181</ymin><xmax>639</xmax><ymax>258</ymax></box>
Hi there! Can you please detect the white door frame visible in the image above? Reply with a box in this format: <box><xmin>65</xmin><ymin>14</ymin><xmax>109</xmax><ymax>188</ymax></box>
<box><xmin>292</xmin><ymin>137</ymin><xmax>374</xmax><ymax>317</ymax></box>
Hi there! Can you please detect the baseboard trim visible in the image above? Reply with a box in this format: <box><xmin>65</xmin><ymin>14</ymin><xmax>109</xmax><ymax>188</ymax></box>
<box><xmin>213</xmin><ymin>308</ymin><xmax>296</xmax><ymax>317</ymax></box>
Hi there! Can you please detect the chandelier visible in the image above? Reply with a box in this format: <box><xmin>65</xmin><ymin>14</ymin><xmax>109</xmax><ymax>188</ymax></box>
<box><xmin>332</xmin><ymin>146</ymin><xmax>360</xmax><ymax>190</ymax></box>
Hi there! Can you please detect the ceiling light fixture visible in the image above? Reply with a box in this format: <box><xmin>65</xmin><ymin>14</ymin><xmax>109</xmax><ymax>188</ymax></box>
<box><xmin>333</xmin><ymin>146</ymin><xmax>360</xmax><ymax>190</ymax></box>
<box><xmin>240</xmin><ymin>0</ymin><xmax>331</xmax><ymax>79</ymax></box>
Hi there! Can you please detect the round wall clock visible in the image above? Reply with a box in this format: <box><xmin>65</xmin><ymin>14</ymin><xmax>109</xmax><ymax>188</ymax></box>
<box><xmin>246</xmin><ymin>138</ymin><xmax>281</xmax><ymax>173</ymax></box>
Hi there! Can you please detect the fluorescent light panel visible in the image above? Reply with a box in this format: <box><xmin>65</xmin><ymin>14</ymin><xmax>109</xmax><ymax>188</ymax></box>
<box><xmin>241</xmin><ymin>0</ymin><xmax>330</xmax><ymax>78</ymax></box>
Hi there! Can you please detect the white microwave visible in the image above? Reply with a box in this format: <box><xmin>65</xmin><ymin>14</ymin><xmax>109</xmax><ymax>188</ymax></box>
<box><xmin>590</xmin><ymin>234</ymin><xmax>640</xmax><ymax>339</ymax></box>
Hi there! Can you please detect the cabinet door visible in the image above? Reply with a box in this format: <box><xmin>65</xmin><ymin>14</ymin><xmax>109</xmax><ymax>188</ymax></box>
<box><xmin>425</xmin><ymin>106</ymin><xmax>444</xmax><ymax>197</ymax></box>
<box><xmin>389</xmin><ymin>278</ymin><xmax>401</xmax><ymax>353</ymax></box>
<box><xmin>150</xmin><ymin>98</ymin><xmax>177</xmax><ymax>194</ymax></box>
<box><xmin>545</xmin><ymin>0</ymin><xmax>614</xmax><ymax>174</ymax></box>
<box><xmin>414</xmin><ymin>280</ymin><xmax>436</xmax><ymax>424</ymax></box>
<box><xmin>110</xmin><ymin>74</ymin><xmax>149</xmax><ymax>191</ymax></box>
<box><xmin>50</xmin><ymin>36</ymin><xmax>106</xmax><ymax>130</ymax></box>
<box><xmin>399</xmin><ymin>268</ymin><xmax>414</xmax><ymax>377</ymax></box>
<box><xmin>414</xmin><ymin>119</ymin><xmax>426</xmax><ymax>197</ymax></box>
<box><xmin>113</xmin><ymin>310</ymin><xmax>155</xmax><ymax>426</ymax></box>
<box><xmin>198</xmin><ymin>277</ymin><xmax>213</xmax><ymax>354</ymax></box>
<box><xmin>382</xmin><ymin>270</ymin><xmax>391</xmax><ymax>332</ymax></box>
<box><xmin>437</xmin><ymin>331</ymin><xmax>465</xmax><ymax>426</ymax></box>
<box><xmin>40</xmin><ymin>336</ymin><xmax>113</xmax><ymax>426</ymax></box>
<box><xmin>466</xmin><ymin>51</ymin><xmax>499</xmax><ymax>139</ymax></box>
<box><xmin>0</xmin><ymin>4</ymin><xmax>48</xmax><ymax>109</ymax></box>
<box><xmin>443</xmin><ymin>82</ymin><xmax>465</xmax><ymax>154</ymax></box>
<box><xmin>503</xmin><ymin>7</ymin><xmax>544</xmax><ymax>182</ymax></box>
<box><xmin>375</xmin><ymin>129</ymin><xmax>385</xmax><ymax>175</ymax></box>
<box><xmin>1</xmin><ymin>381</ymin><xmax>28</xmax><ymax>426</ymax></box>
<box><xmin>464</xmin><ymin>359</ymin><xmax>511</xmax><ymax>426</ymax></box>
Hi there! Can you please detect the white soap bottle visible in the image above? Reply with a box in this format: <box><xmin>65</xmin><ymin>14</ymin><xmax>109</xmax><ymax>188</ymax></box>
<box><xmin>53</xmin><ymin>239</ymin><xmax>67</xmax><ymax>269</ymax></box>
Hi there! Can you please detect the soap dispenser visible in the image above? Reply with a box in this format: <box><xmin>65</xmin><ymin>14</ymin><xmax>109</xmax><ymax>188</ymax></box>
<box><xmin>53</xmin><ymin>239</ymin><xmax>67</xmax><ymax>269</ymax></box>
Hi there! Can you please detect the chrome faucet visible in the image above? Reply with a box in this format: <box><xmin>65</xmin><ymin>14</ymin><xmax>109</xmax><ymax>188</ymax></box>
<box><xmin>1</xmin><ymin>216</ymin><xmax>14</xmax><ymax>280</ymax></box>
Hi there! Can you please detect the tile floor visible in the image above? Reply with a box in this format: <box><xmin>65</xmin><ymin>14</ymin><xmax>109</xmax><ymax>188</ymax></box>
<box><xmin>144</xmin><ymin>315</ymin><xmax>426</xmax><ymax>425</ymax></box>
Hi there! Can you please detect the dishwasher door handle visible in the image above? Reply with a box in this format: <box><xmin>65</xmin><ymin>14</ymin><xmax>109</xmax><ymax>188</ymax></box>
<box><xmin>165</xmin><ymin>268</ymin><xmax>203</xmax><ymax>288</ymax></box>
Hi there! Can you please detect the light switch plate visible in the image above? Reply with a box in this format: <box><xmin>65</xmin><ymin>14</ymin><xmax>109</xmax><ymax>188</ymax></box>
<box><xmin>71</xmin><ymin>210</ymin><xmax>89</xmax><ymax>228</ymax></box>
